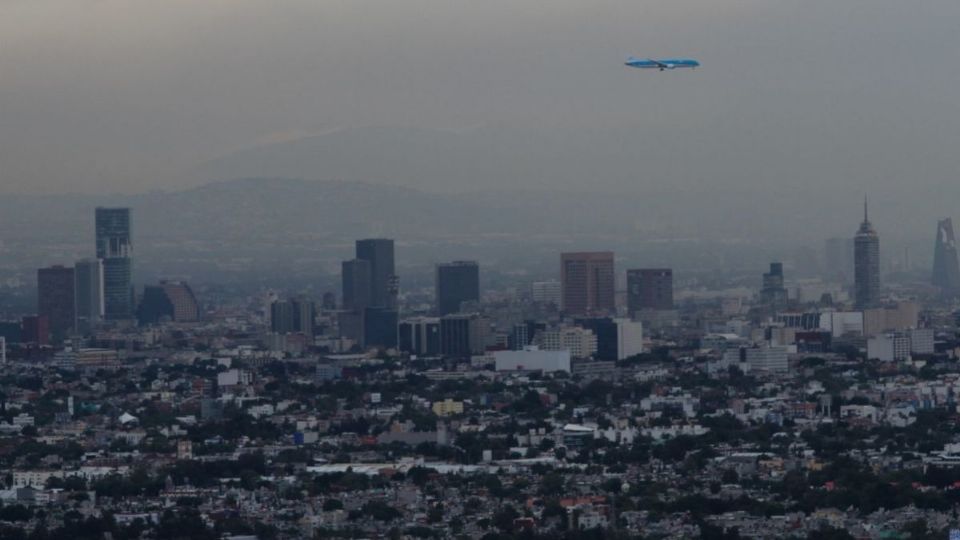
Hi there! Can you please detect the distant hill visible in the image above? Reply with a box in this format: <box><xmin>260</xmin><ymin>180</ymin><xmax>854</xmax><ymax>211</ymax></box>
<box><xmin>0</xmin><ymin>177</ymin><xmax>692</xmax><ymax>244</ymax></box>
<box><xmin>0</xmin><ymin>177</ymin><xmax>938</xmax><ymax>290</ymax></box>
<box><xmin>185</xmin><ymin>125</ymin><xmax>664</xmax><ymax>194</ymax></box>
<box><xmin>0</xmin><ymin>178</ymin><xmax>709</xmax><ymax>288</ymax></box>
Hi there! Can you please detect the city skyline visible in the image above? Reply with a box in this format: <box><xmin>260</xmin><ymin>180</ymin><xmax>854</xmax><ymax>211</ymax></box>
<box><xmin>5</xmin><ymin>2</ymin><xmax>960</xmax><ymax>538</ymax></box>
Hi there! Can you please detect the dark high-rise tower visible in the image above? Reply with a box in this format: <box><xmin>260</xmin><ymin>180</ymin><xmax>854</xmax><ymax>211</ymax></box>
<box><xmin>932</xmin><ymin>218</ymin><xmax>960</xmax><ymax>294</ymax></box>
<box><xmin>626</xmin><ymin>268</ymin><xmax>673</xmax><ymax>314</ymax></box>
<box><xmin>355</xmin><ymin>239</ymin><xmax>397</xmax><ymax>309</ymax></box>
<box><xmin>435</xmin><ymin>261</ymin><xmax>480</xmax><ymax>316</ymax></box>
<box><xmin>270</xmin><ymin>298</ymin><xmax>314</xmax><ymax>337</ymax></box>
<box><xmin>95</xmin><ymin>207</ymin><xmax>133</xmax><ymax>320</ymax></box>
<box><xmin>760</xmin><ymin>262</ymin><xmax>788</xmax><ymax>307</ymax></box>
<box><xmin>341</xmin><ymin>259</ymin><xmax>373</xmax><ymax>311</ymax></box>
<box><xmin>561</xmin><ymin>252</ymin><xmax>615</xmax><ymax>316</ymax></box>
<box><xmin>340</xmin><ymin>239</ymin><xmax>399</xmax><ymax>350</ymax></box>
<box><xmin>74</xmin><ymin>259</ymin><xmax>104</xmax><ymax>334</ymax></box>
<box><xmin>854</xmin><ymin>198</ymin><xmax>880</xmax><ymax>309</ymax></box>
<box><xmin>37</xmin><ymin>265</ymin><xmax>75</xmax><ymax>342</ymax></box>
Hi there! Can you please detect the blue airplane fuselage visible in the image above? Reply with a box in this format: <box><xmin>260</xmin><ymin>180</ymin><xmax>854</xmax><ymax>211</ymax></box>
<box><xmin>626</xmin><ymin>57</ymin><xmax>700</xmax><ymax>70</ymax></box>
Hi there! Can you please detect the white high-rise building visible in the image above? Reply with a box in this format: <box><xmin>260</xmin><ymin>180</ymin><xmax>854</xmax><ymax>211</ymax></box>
<box><xmin>615</xmin><ymin>318</ymin><xmax>644</xmax><ymax>360</ymax></box>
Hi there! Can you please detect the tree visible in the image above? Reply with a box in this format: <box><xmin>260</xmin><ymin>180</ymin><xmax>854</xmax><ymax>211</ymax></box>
<box><xmin>540</xmin><ymin>473</ymin><xmax>565</xmax><ymax>495</ymax></box>
<box><xmin>721</xmin><ymin>469</ymin><xmax>739</xmax><ymax>485</ymax></box>
<box><xmin>492</xmin><ymin>505</ymin><xmax>519</xmax><ymax>532</ymax></box>
<box><xmin>357</xmin><ymin>501</ymin><xmax>401</xmax><ymax>522</ymax></box>
<box><xmin>0</xmin><ymin>505</ymin><xmax>31</xmax><ymax>522</ymax></box>
<box><xmin>805</xmin><ymin>526</ymin><xmax>854</xmax><ymax>540</ymax></box>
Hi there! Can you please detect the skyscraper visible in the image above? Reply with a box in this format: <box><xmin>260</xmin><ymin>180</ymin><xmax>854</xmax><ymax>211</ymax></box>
<box><xmin>74</xmin><ymin>259</ymin><xmax>104</xmax><ymax>334</ymax></box>
<box><xmin>340</xmin><ymin>239</ymin><xmax>399</xmax><ymax>349</ymax></box>
<box><xmin>760</xmin><ymin>262</ymin><xmax>788</xmax><ymax>307</ymax></box>
<box><xmin>37</xmin><ymin>265</ymin><xmax>75</xmax><ymax>342</ymax></box>
<box><xmin>355</xmin><ymin>239</ymin><xmax>397</xmax><ymax>309</ymax></box>
<box><xmin>270</xmin><ymin>298</ymin><xmax>315</xmax><ymax>337</ymax></box>
<box><xmin>854</xmin><ymin>198</ymin><xmax>880</xmax><ymax>309</ymax></box>
<box><xmin>626</xmin><ymin>268</ymin><xmax>674</xmax><ymax>314</ymax></box>
<box><xmin>560</xmin><ymin>252</ymin><xmax>615</xmax><ymax>316</ymax></box>
<box><xmin>932</xmin><ymin>218</ymin><xmax>960</xmax><ymax>294</ymax></box>
<box><xmin>435</xmin><ymin>261</ymin><xmax>480</xmax><ymax>316</ymax></box>
<box><xmin>341</xmin><ymin>259</ymin><xmax>373</xmax><ymax>311</ymax></box>
<box><xmin>95</xmin><ymin>207</ymin><xmax>133</xmax><ymax>320</ymax></box>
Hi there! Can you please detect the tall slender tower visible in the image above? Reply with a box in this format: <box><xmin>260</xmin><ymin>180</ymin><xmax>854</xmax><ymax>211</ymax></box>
<box><xmin>355</xmin><ymin>239</ymin><xmax>397</xmax><ymax>310</ymax></box>
<box><xmin>38</xmin><ymin>265</ymin><xmax>75</xmax><ymax>343</ymax></box>
<box><xmin>95</xmin><ymin>207</ymin><xmax>133</xmax><ymax>320</ymax></box>
<box><xmin>74</xmin><ymin>259</ymin><xmax>104</xmax><ymax>334</ymax></box>
<box><xmin>932</xmin><ymin>218</ymin><xmax>960</xmax><ymax>294</ymax></box>
<box><xmin>854</xmin><ymin>198</ymin><xmax>880</xmax><ymax>309</ymax></box>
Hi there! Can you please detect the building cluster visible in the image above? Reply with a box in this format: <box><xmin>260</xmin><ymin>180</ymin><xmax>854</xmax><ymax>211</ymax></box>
<box><xmin>1</xmin><ymin>203</ymin><xmax>960</xmax><ymax>538</ymax></box>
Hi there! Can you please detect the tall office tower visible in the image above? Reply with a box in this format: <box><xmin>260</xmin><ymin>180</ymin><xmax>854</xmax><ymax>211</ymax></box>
<box><xmin>136</xmin><ymin>281</ymin><xmax>200</xmax><ymax>325</ymax></box>
<box><xmin>270</xmin><ymin>298</ymin><xmax>315</xmax><ymax>337</ymax></box>
<box><xmin>37</xmin><ymin>265</ymin><xmax>75</xmax><ymax>342</ymax></box>
<box><xmin>355</xmin><ymin>239</ymin><xmax>397</xmax><ymax>309</ymax></box>
<box><xmin>626</xmin><ymin>268</ymin><xmax>674</xmax><ymax>314</ymax></box>
<box><xmin>341</xmin><ymin>259</ymin><xmax>372</xmax><ymax>311</ymax></box>
<box><xmin>560</xmin><ymin>252</ymin><xmax>615</xmax><ymax>316</ymax></box>
<box><xmin>435</xmin><ymin>261</ymin><xmax>480</xmax><ymax>316</ymax></box>
<box><xmin>74</xmin><ymin>259</ymin><xmax>104</xmax><ymax>334</ymax></box>
<box><xmin>531</xmin><ymin>280</ymin><xmax>562</xmax><ymax>306</ymax></box>
<box><xmin>760</xmin><ymin>262</ymin><xmax>788</xmax><ymax>307</ymax></box>
<box><xmin>95</xmin><ymin>207</ymin><xmax>133</xmax><ymax>320</ymax></box>
<box><xmin>932</xmin><ymin>218</ymin><xmax>960</xmax><ymax>294</ymax></box>
<box><xmin>824</xmin><ymin>237</ymin><xmax>855</xmax><ymax>284</ymax></box>
<box><xmin>854</xmin><ymin>199</ymin><xmax>880</xmax><ymax>309</ymax></box>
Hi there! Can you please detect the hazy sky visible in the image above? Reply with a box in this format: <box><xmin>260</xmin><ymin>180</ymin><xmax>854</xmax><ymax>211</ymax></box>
<box><xmin>2</xmin><ymin>0</ymin><xmax>960</xmax><ymax>201</ymax></box>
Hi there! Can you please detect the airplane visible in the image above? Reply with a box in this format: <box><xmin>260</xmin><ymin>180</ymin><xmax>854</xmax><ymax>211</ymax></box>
<box><xmin>625</xmin><ymin>57</ymin><xmax>700</xmax><ymax>71</ymax></box>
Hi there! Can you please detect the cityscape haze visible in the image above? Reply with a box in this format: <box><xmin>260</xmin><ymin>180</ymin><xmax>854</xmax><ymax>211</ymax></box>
<box><xmin>3</xmin><ymin>1</ymin><xmax>960</xmax><ymax>539</ymax></box>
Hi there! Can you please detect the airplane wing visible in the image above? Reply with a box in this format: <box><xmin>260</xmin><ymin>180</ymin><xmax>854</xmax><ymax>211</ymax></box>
<box><xmin>648</xmin><ymin>59</ymin><xmax>668</xmax><ymax>68</ymax></box>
